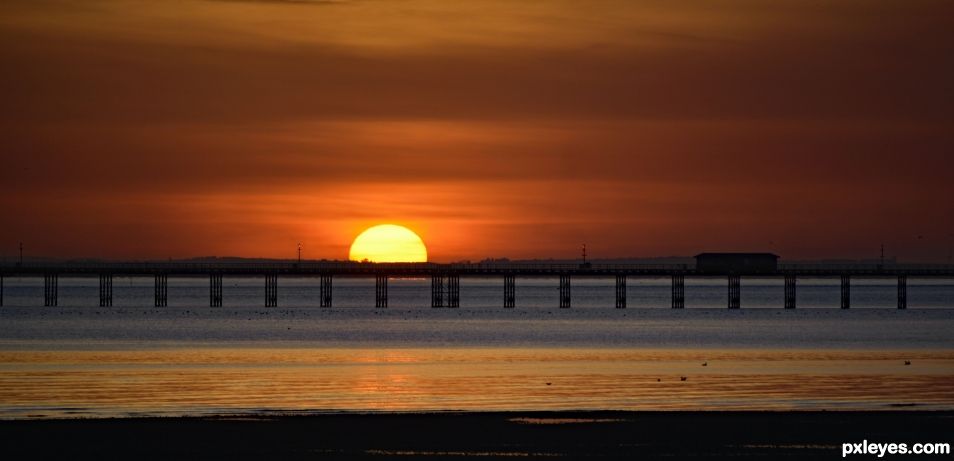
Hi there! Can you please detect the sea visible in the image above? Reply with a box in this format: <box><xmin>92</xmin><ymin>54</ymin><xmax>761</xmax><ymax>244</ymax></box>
<box><xmin>1</xmin><ymin>276</ymin><xmax>953</xmax><ymax>419</ymax></box>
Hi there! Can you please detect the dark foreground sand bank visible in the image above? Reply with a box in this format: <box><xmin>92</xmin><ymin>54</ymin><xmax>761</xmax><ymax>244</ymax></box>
<box><xmin>1</xmin><ymin>411</ymin><xmax>951</xmax><ymax>459</ymax></box>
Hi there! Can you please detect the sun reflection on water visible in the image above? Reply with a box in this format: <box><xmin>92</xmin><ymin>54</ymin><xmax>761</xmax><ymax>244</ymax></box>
<box><xmin>0</xmin><ymin>348</ymin><xmax>952</xmax><ymax>419</ymax></box>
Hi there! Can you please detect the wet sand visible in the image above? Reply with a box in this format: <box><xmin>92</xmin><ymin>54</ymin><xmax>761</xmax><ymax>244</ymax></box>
<box><xmin>2</xmin><ymin>411</ymin><xmax>951</xmax><ymax>459</ymax></box>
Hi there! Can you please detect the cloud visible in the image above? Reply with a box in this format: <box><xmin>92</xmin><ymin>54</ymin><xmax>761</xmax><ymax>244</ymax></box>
<box><xmin>0</xmin><ymin>0</ymin><xmax>952</xmax><ymax>260</ymax></box>
<box><xmin>2</xmin><ymin>29</ymin><xmax>952</xmax><ymax>126</ymax></box>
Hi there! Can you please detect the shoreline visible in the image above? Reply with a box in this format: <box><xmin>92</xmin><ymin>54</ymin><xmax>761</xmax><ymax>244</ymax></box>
<box><xmin>2</xmin><ymin>411</ymin><xmax>951</xmax><ymax>459</ymax></box>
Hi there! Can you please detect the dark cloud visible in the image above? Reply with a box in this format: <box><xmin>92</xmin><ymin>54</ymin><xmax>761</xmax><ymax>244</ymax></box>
<box><xmin>2</xmin><ymin>26</ymin><xmax>952</xmax><ymax>125</ymax></box>
<box><xmin>2</xmin><ymin>0</ymin><xmax>952</xmax><ymax>125</ymax></box>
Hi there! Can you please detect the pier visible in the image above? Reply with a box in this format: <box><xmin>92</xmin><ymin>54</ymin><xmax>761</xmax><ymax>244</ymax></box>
<box><xmin>1</xmin><ymin>261</ymin><xmax>952</xmax><ymax>309</ymax></box>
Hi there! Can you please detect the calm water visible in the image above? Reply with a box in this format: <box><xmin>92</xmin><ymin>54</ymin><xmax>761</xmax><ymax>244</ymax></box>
<box><xmin>1</xmin><ymin>276</ymin><xmax>953</xmax><ymax>419</ymax></box>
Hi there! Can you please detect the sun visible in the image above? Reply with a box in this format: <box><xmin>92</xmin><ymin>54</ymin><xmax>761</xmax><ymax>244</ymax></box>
<box><xmin>349</xmin><ymin>224</ymin><xmax>428</xmax><ymax>263</ymax></box>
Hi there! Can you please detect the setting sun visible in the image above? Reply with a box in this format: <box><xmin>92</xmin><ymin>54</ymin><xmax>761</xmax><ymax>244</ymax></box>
<box><xmin>349</xmin><ymin>224</ymin><xmax>428</xmax><ymax>262</ymax></box>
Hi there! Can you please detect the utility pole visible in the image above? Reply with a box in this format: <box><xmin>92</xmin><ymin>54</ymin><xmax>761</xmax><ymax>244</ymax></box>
<box><xmin>18</xmin><ymin>242</ymin><xmax>22</xmax><ymax>267</ymax></box>
<box><xmin>880</xmin><ymin>244</ymin><xmax>885</xmax><ymax>267</ymax></box>
<box><xmin>582</xmin><ymin>243</ymin><xmax>587</xmax><ymax>265</ymax></box>
<box><xmin>297</xmin><ymin>242</ymin><xmax>302</xmax><ymax>265</ymax></box>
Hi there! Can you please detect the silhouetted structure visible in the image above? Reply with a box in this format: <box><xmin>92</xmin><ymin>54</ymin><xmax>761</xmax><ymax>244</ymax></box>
<box><xmin>447</xmin><ymin>275</ymin><xmax>460</xmax><ymax>308</ymax></box>
<box><xmin>210</xmin><ymin>273</ymin><xmax>223</xmax><ymax>307</ymax></box>
<box><xmin>375</xmin><ymin>274</ymin><xmax>387</xmax><ymax>308</ymax></box>
<box><xmin>154</xmin><ymin>274</ymin><xmax>168</xmax><ymax>307</ymax></box>
<box><xmin>2</xmin><ymin>260</ymin><xmax>952</xmax><ymax>309</ymax></box>
<box><xmin>99</xmin><ymin>273</ymin><xmax>113</xmax><ymax>307</ymax></box>
<box><xmin>728</xmin><ymin>275</ymin><xmax>741</xmax><ymax>309</ymax></box>
<box><xmin>431</xmin><ymin>275</ymin><xmax>444</xmax><ymax>308</ymax></box>
<box><xmin>559</xmin><ymin>275</ymin><xmax>571</xmax><ymax>308</ymax></box>
<box><xmin>784</xmin><ymin>274</ymin><xmax>796</xmax><ymax>309</ymax></box>
<box><xmin>265</xmin><ymin>273</ymin><xmax>278</xmax><ymax>307</ymax></box>
<box><xmin>615</xmin><ymin>275</ymin><xmax>626</xmax><ymax>309</ymax></box>
<box><xmin>43</xmin><ymin>273</ymin><xmax>57</xmax><ymax>306</ymax></box>
<box><xmin>320</xmin><ymin>275</ymin><xmax>333</xmax><ymax>308</ymax></box>
<box><xmin>671</xmin><ymin>274</ymin><xmax>685</xmax><ymax>309</ymax></box>
<box><xmin>503</xmin><ymin>275</ymin><xmax>515</xmax><ymax>308</ymax></box>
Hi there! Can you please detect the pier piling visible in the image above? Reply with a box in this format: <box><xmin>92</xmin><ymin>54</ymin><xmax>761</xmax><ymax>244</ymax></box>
<box><xmin>615</xmin><ymin>275</ymin><xmax>626</xmax><ymax>308</ymax></box>
<box><xmin>375</xmin><ymin>275</ymin><xmax>388</xmax><ymax>308</ymax></box>
<box><xmin>265</xmin><ymin>273</ymin><xmax>278</xmax><ymax>307</ymax></box>
<box><xmin>840</xmin><ymin>275</ymin><xmax>851</xmax><ymax>309</ymax></box>
<box><xmin>447</xmin><ymin>274</ymin><xmax>460</xmax><ymax>308</ymax></box>
<box><xmin>320</xmin><ymin>275</ymin><xmax>333</xmax><ymax>308</ymax></box>
<box><xmin>43</xmin><ymin>273</ymin><xmax>58</xmax><ymax>307</ymax></box>
<box><xmin>431</xmin><ymin>275</ymin><xmax>445</xmax><ymax>308</ymax></box>
<box><xmin>154</xmin><ymin>274</ymin><xmax>168</xmax><ymax>307</ymax></box>
<box><xmin>784</xmin><ymin>275</ymin><xmax>797</xmax><ymax>309</ymax></box>
<box><xmin>210</xmin><ymin>273</ymin><xmax>223</xmax><ymax>307</ymax></box>
<box><xmin>728</xmin><ymin>275</ymin><xmax>741</xmax><ymax>309</ymax></box>
<box><xmin>671</xmin><ymin>274</ymin><xmax>685</xmax><ymax>309</ymax></box>
<box><xmin>98</xmin><ymin>274</ymin><xmax>113</xmax><ymax>307</ymax></box>
<box><xmin>559</xmin><ymin>274</ymin><xmax>571</xmax><ymax>308</ymax></box>
<box><xmin>503</xmin><ymin>275</ymin><xmax>515</xmax><ymax>308</ymax></box>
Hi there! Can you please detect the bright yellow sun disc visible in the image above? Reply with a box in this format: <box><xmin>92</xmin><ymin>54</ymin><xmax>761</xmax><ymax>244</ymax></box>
<box><xmin>349</xmin><ymin>224</ymin><xmax>428</xmax><ymax>262</ymax></box>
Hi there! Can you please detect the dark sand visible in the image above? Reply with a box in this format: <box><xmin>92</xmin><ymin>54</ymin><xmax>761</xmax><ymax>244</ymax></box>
<box><xmin>1</xmin><ymin>411</ymin><xmax>951</xmax><ymax>459</ymax></box>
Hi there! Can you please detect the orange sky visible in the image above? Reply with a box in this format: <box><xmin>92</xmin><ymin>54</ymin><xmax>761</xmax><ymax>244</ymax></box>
<box><xmin>1</xmin><ymin>0</ymin><xmax>953</xmax><ymax>262</ymax></box>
